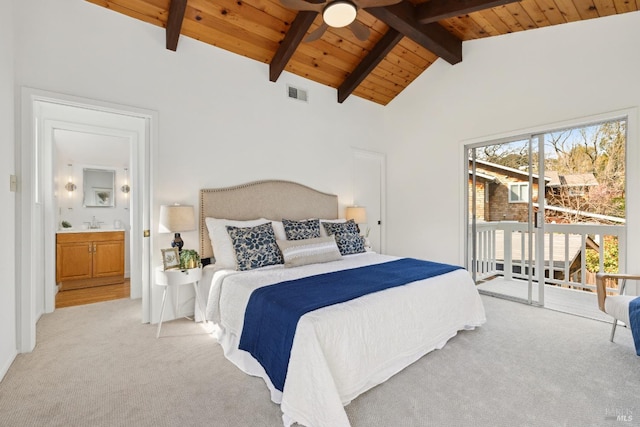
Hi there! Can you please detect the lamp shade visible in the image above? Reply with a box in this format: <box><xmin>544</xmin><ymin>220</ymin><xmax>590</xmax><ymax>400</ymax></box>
<box><xmin>346</xmin><ymin>206</ymin><xmax>367</xmax><ymax>224</ymax></box>
<box><xmin>323</xmin><ymin>1</ymin><xmax>357</xmax><ymax>28</ymax></box>
<box><xmin>159</xmin><ymin>204</ymin><xmax>195</xmax><ymax>233</ymax></box>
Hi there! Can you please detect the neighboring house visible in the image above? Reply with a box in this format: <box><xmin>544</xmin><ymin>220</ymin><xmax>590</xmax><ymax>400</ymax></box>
<box><xmin>467</xmin><ymin>169</ymin><xmax>495</xmax><ymax>222</ymax></box>
<box><xmin>545</xmin><ymin>171</ymin><xmax>599</xmax><ymax>198</ymax></box>
<box><xmin>469</xmin><ymin>159</ymin><xmax>548</xmax><ymax>223</ymax></box>
<box><xmin>469</xmin><ymin>160</ymin><xmax>602</xmax><ymax>224</ymax></box>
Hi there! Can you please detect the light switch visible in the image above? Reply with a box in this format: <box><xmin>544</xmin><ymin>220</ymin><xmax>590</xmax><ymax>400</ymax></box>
<box><xmin>9</xmin><ymin>175</ymin><xmax>17</xmax><ymax>192</ymax></box>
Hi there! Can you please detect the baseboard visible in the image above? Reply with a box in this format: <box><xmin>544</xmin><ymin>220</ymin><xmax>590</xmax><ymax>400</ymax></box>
<box><xmin>0</xmin><ymin>350</ymin><xmax>18</xmax><ymax>382</ymax></box>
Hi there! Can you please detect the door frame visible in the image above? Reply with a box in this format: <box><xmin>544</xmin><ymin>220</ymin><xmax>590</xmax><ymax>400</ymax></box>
<box><xmin>465</xmin><ymin>137</ymin><xmax>545</xmax><ymax>306</ymax></box>
<box><xmin>460</xmin><ymin>108</ymin><xmax>639</xmax><ymax>298</ymax></box>
<box><xmin>42</xmin><ymin>119</ymin><xmax>138</xmax><ymax>311</ymax></box>
<box><xmin>17</xmin><ymin>87</ymin><xmax>157</xmax><ymax>352</ymax></box>
<box><xmin>352</xmin><ymin>148</ymin><xmax>386</xmax><ymax>254</ymax></box>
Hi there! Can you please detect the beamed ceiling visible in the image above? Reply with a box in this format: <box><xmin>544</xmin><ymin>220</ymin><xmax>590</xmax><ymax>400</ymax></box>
<box><xmin>87</xmin><ymin>0</ymin><xmax>639</xmax><ymax>105</ymax></box>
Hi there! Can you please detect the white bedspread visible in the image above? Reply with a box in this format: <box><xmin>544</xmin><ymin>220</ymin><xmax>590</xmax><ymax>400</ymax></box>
<box><xmin>205</xmin><ymin>253</ymin><xmax>486</xmax><ymax>427</ymax></box>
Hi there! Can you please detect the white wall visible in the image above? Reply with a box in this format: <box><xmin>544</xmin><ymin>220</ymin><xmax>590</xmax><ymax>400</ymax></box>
<box><xmin>385</xmin><ymin>11</ymin><xmax>640</xmax><ymax>267</ymax></box>
<box><xmin>56</xmin><ymin>162</ymin><xmax>131</xmax><ymax>229</ymax></box>
<box><xmin>1</xmin><ymin>0</ymin><xmax>17</xmax><ymax>380</ymax></box>
<box><xmin>12</xmin><ymin>0</ymin><xmax>388</xmax><ymax>321</ymax></box>
<box><xmin>13</xmin><ymin>0</ymin><xmax>387</xmax><ymax>240</ymax></box>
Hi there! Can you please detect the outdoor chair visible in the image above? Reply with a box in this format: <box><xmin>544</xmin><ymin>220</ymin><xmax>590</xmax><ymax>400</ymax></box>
<box><xmin>595</xmin><ymin>273</ymin><xmax>640</xmax><ymax>342</ymax></box>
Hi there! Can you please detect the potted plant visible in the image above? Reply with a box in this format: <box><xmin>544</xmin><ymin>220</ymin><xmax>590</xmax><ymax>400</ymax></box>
<box><xmin>180</xmin><ymin>249</ymin><xmax>201</xmax><ymax>269</ymax></box>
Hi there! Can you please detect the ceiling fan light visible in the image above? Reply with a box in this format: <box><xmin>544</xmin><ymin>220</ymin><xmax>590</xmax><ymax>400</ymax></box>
<box><xmin>323</xmin><ymin>1</ymin><xmax>357</xmax><ymax>28</ymax></box>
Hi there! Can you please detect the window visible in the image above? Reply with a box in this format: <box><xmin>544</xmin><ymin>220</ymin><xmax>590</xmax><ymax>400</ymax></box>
<box><xmin>509</xmin><ymin>183</ymin><xmax>529</xmax><ymax>203</ymax></box>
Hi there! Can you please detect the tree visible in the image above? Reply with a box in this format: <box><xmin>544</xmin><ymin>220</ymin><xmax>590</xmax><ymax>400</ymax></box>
<box><xmin>544</xmin><ymin>120</ymin><xmax>626</xmax><ymax>219</ymax></box>
<box><xmin>472</xmin><ymin>119</ymin><xmax>626</xmax><ymax>221</ymax></box>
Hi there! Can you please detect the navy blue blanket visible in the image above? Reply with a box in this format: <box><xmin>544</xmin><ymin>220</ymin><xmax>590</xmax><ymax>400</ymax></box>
<box><xmin>630</xmin><ymin>296</ymin><xmax>640</xmax><ymax>356</ymax></box>
<box><xmin>238</xmin><ymin>258</ymin><xmax>463</xmax><ymax>391</ymax></box>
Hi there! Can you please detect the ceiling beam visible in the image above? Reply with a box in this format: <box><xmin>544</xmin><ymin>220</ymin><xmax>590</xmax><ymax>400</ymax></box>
<box><xmin>270</xmin><ymin>11</ymin><xmax>318</xmax><ymax>82</ymax></box>
<box><xmin>166</xmin><ymin>0</ymin><xmax>187</xmax><ymax>51</ymax></box>
<box><xmin>367</xmin><ymin>1</ymin><xmax>462</xmax><ymax>65</ymax></box>
<box><xmin>417</xmin><ymin>0</ymin><xmax>521</xmax><ymax>24</ymax></box>
<box><xmin>338</xmin><ymin>29</ymin><xmax>404</xmax><ymax>104</ymax></box>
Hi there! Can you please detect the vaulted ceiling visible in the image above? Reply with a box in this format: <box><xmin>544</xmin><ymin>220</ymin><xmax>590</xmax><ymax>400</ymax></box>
<box><xmin>86</xmin><ymin>0</ymin><xmax>639</xmax><ymax>105</ymax></box>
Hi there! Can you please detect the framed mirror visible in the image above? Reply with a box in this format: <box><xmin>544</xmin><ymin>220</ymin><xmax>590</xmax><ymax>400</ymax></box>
<box><xmin>83</xmin><ymin>168</ymin><xmax>116</xmax><ymax>207</ymax></box>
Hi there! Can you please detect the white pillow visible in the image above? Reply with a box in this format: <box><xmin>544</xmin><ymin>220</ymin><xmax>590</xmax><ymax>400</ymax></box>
<box><xmin>270</xmin><ymin>220</ymin><xmax>287</xmax><ymax>241</ymax></box>
<box><xmin>319</xmin><ymin>218</ymin><xmax>346</xmax><ymax>237</ymax></box>
<box><xmin>205</xmin><ymin>217</ymin><xmax>270</xmax><ymax>269</ymax></box>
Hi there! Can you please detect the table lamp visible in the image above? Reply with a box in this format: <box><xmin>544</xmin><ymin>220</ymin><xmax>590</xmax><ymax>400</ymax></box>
<box><xmin>346</xmin><ymin>206</ymin><xmax>367</xmax><ymax>233</ymax></box>
<box><xmin>159</xmin><ymin>204</ymin><xmax>195</xmax><ymax>252</ymax></box>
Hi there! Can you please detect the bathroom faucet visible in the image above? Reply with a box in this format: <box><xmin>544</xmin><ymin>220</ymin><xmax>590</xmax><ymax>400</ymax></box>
<box><xmin>89</xmin><ymin>216</ymin><xmax>103</xmax><ymax>229</ymax></box>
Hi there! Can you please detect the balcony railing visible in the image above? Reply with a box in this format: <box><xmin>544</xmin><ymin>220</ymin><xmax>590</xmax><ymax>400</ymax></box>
<box><xmin>470</xmin><ymin>222</ymin><xmax>625</xmax><ymax>294</ymax></box>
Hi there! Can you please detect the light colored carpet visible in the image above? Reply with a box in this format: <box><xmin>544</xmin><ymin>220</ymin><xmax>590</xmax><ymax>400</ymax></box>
<box><xmin>0</xmin><ymin>295</ymin><xmax>638</xmax><ymax>427</ymax></box>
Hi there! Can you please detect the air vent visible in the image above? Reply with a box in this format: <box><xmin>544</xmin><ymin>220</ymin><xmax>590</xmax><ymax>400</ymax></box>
<box><xmin>287</xmin><ymin>85</ymin><xmax>308</xmax><ymax>102</ymax></box>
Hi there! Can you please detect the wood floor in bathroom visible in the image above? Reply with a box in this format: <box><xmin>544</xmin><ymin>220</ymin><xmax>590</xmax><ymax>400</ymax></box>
<box><xmin>55</xmin><ymin>279</ymin><xmax>130</xmax><ymax>308</ymax></box>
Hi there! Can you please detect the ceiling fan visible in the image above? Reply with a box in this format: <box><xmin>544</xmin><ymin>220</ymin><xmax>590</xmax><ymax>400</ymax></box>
<box><xmin>280</xmin><ymin>0</ymin><xmax>402</xmax><ymax>42</ymax></box>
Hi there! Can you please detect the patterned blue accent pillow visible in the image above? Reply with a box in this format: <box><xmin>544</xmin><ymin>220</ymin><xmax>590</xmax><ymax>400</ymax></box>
<box><xmin>321</xmin><ymin>219</ymin><xmax>366</xmax><ymax>256</ymax></box>
<box><xmin>282</xmin><ymin>219</ymin><xmax>321</xmax><ymax>241</ymax></box>
<box><xmin>226</xmin><ymin>222</ymin><xmax>284</xmax><ymax>271</ymax></box>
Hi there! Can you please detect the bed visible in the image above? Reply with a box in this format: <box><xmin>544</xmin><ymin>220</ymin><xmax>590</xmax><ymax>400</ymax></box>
<box><xmin>198</xmin><ymin>180</ymin><xmax>486</xmax><ymax>427</ymax></box>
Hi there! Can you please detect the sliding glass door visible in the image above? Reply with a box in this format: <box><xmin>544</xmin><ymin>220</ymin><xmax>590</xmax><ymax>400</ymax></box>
<box><xmin>467</xmin><ymin>136</ymin><xmax>545</xmax><ymax>305</ymax></box>
<box><xmin>467</xmin><ymin>117</ymin><xmax>628</xmax><ymax>316</ymax></box>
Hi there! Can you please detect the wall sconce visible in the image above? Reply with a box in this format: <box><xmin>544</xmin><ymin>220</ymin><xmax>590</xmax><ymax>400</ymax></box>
<box><xmin>159</xmin><ymin>204</ymin><xmax>196</xmax><ymax>252</ymax></box>
<box><xmin>121</xmin><ymin>167</ymin><xmax>130</xmax><ymax>194</ymax></box>
<box><xmin>64</xmin><ymin>163</ymin><xmax>76</xmax><ymax>195</ymax></box>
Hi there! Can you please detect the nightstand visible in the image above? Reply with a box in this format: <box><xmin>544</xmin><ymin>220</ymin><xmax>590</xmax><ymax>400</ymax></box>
<box><xmin>155</xmin><ymin>265</ymin><xmax>205</xmax><ymax>338</ymax></box>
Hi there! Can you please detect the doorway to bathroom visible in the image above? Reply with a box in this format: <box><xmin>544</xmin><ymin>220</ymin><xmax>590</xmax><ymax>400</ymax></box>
<box><xmin>54</xmin><ymin>131</ymin><xmax>132</xmax><ymax>308</ymax></box>
<box><xmin>17</xmin><ymin>88</ymin><xmax>155</xmax><ymax>353</ymax></box>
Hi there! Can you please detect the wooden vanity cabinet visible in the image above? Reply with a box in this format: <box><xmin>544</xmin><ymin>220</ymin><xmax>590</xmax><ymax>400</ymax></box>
<box><xmin>56</xmin><ymin>231</ymin><xmax>125</xmax><ymax>290</ymax></box>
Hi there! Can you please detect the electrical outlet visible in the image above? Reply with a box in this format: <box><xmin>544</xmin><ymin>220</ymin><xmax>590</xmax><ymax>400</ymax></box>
<box><xmin>9</xmin><ymin>175</ymin><xmax>17</xmax><ymax>192</ymax></box>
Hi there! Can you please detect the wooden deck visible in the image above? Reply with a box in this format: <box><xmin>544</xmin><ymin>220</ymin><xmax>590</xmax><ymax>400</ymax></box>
<box><xmin>476</xmin><ymin>276</ymin><xmax>613</xmax><ymax>323</ymax></box>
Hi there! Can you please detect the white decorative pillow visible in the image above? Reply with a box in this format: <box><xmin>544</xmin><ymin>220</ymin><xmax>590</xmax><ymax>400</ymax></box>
<box><xmin>318</xmin><ymin>218</ymin><xmax>346</xmax><ymax>237</ymax></box>
<box><xmin>205</xmin><ymin>217</ymin><xmax>270</xmax><ymax>269</ymax></box>
<box><xmin>226</xmin><ymin>222</ymin><xmax>284</xmax><ymax>271</ymax></box>
<box><xmin>276</xmin><ymin>236</ymin><xmax>342</xmax><ymax>268</ymax></box>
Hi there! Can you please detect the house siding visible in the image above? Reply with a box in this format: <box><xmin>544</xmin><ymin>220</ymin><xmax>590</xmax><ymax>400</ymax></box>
<box><xmin>470</xmin><ymin>162</ymin><xmax>542</xmax><ymax>223</ymax></box>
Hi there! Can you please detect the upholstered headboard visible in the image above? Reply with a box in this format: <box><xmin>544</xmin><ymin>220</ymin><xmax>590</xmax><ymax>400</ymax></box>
<box><xmin>199</xmin><ymin>180</ymin><xmax>339</xmax><ymax>260</ymax></box>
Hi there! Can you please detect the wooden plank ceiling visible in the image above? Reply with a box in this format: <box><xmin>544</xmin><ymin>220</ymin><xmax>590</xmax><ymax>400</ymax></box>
<box><xmin>86</xmin><ymin>0</ymin><xmax>639</xmax><ymax>105</ymax></box>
